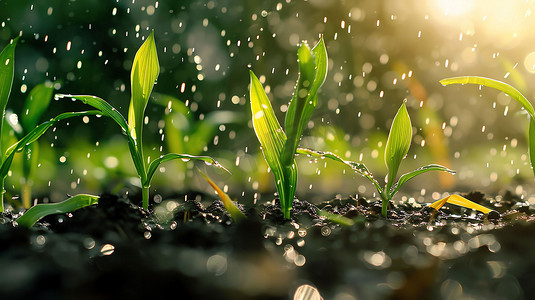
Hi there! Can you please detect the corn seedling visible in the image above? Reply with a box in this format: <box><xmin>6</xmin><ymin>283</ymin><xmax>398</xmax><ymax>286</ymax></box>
<box><xmin>297</xmin><ymin>102</ymin><xmax>455</xmax><ymax>217</ymax></box>
<box><xmin>440</xmin><ymin>76</ymin><xmax>535</xmax><ymax>177</ymax></box>
<box><xmin>16</xmin><ymin>194</ymin><xmax>100</xmax><ymax>227</ymax></box>
<box><xmin>249</xmin><ymin>36</ymin><xmax>328</xmax><ymax>219</ymax></box>
<box><xmin>56</xmin><ymin>32</ymin><xmax>227</xmax><ymax>210</ymax></box>
<box><xmin>5</xmin><ymin>81</ymin><xmax>57</xmax><ymax>208</ymax></box>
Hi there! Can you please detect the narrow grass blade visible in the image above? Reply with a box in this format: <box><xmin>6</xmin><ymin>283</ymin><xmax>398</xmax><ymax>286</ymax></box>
<box><xmin>145</xmin><ymin>153</ymin><xmax>229</xmax><ymax>187</ymax></box>
<box><xmin>530</xmin><ymin>119</ymin><xmax>535</xmax><ymax>176</ymax></box>
<box><xmin>249</xmin><ymin>70</ymin><xmax>296</xmax><ymax>219</ymax></box>
<box><xmin>440</xmin><ymin>76</ymin><xmax>535</xmax><ymax>119</ymax></box>
<box><xmin>0</xmin><ymin>37</ymin><xmax>18</xmax><ymax>156</ymax></box>
<box><xmin>128</xmin><ymin>31</ymin><xmax>159</xmax><ymax>142</ymax></box>
<box><xmin>440</xmin><ymin>76</ymin><xmax>535</xmax><ymax>176</ymax></box>
<box><xmin>317</xmin><ymin>209</ymin><xmax>355</xmax><ymax>226</ymax></box>
<box><xmin>429</xmin><ymin>194</ymin><xmax>494</xmax><ymax>214</ymax></box>
<box><xmin>0</xmin><ymin>111</ymin><xmax>101</xmax><ymax>179</ymax></box>
<box><xmin>199</xmin><ymin>169</ymin><xmax>245</xmax><ymax>222</ymax></box>
<box><xmin>21</xmin><ymin>81</ymin><xmax>55</xmax><ymax>131</ymax></box>
<box><xmin>390</xmin><ymin>164</ymin><xmax>455</xmax><ymax>198</ymax></box>
<box><xmin>283</xmin><ymin>37</ymin><xmax>328</xmax><ymax>165</ymax></box>
<box><xmin>384</xmin><ymin>102</ymin><xmax>412</xmax><ymax>192</ymax></box>
<box><xmin>16</xmin><ymin>194</ymin><xmax>99</xmax><ymax>227</ymax></box>
<box><xmin>55</xmin><ymin>94</ymin><xmax>146</xmax><ymax>179</ymax></box>
<box><xmin>55</xmin><ymin>94</ymin><xmax>130</xmax><ymax>131</ymax></box>
<box><xmin>296</xmin><ymin>148</ymin><xmax>383</xmax><ymax>194</ymax></box>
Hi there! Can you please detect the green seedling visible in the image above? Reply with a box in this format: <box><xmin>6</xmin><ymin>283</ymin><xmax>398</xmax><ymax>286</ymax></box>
<box><xmin>0</xmin><ymin>38</ymin><xmax>101</xmax><ymax>212</ymax></box>
<box><xmin>5</xmin><ymin>81</ymin><xmax>57</xmax><ymax>208</ymax></box>
<box><xmin>199</xmin><ymin>169</ymin><xmax>245</xmax><ymax>222</ymax></box>
<box><xmin>249</xmin><ymin>36</ymin><xmax>328</xmax><ymax>219</ymax></box>
<box><xmin>16</xmin><ymin>194</ymin><xmax>100</xmax><ymax>227</ymax></box>
<box><xmin>297</xmin><ymin>102</ymin><xmax>455</xmax><ymax>217</ymax></box>
<box><xmin>56</xmin><ymin>32</ymin><xmax>227</xmax><ymax>210</ymax></box>
<box><xmin>440</xmin><ymin>76</ymin><xmax>535</xmax><ymax>177</ymax></box>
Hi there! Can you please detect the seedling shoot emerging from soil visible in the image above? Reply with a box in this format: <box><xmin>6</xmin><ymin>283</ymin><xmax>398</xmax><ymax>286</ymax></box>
<box><xmin>249</xmin><ymin>36</ymin><xmax>328</xmax><ymax>220</ymax></box>
<box><xmin>56</xmin><ymin>31</ymin><xmax>227</xmax><ymax>210</ymax></box>
<box><xmin>298</xmin><ymin>102</ymin><xmax>455</xmax><ymax>217</ymax></box>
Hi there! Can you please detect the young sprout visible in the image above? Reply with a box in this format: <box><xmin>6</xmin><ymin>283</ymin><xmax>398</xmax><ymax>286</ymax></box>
<box><xmin>440</xmin><ymin>76</ymin><xmax>535</xmax><ymax>177</ymax></box>
<box><xmin>297</xmin><ymin>102</ymin><xmax>455</xmax><ymax>217</ymax></box>
<box><xmin>249</xmin><ymin>36</ymin><xmax>328</xmax><ymax>219</ymax></box>
<box><xmin>56</xmin><ymin>32</ymin><xmax>227</xmax><ymax>210</ymax></box>
<box><xmin>5</xmin><ymin>81</ymin><xmax>57</xmax><ymax>208</ymax></box>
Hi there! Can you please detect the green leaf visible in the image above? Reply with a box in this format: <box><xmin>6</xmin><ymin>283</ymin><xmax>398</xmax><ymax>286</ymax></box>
<box><xmin>128</xmin><ymin>31</ymin><xmax>160</xmax><ymax>142</ymax></box>
<box><xmin>390</xmin><ymin>164</ymin><xmax>455</xmax><ymax>199</ymax></box>
<box><xmin>249</xmin><ymin>70</ymin><xmax>297</xmax><ymax>219</ymax></box>
<box><xmin>384</xmin><ymin>102</ymin><xmax>412</xmax><ymax>192</ymax></box>
<box><xmin>529</xmin><ymin>118</ymin><xmax>535</xmax><ymax>177</ymax></box>
<box><xmin>21</xmin><ymin>81</ymin><xmax>56</xmax><ymax>131</ymax></box>
<box><xmin>282</xmin><ymin>37</ymin><xmax>328</xmax><ymax>165</ymax></box>
<box><xmin>0</xmin><ymin>37</ymin><xmax>18</xmax><ymax>157</ymax></box>
<box><xmin>440</xmin><ymin>76</ymin><xmax>535</xmax><ymax>119</ymax></box>
<box><xmin>145</xmin><ymin>153</ymin><xmax>228</xmax><ymax>188</ymax></box>
<box><xmin>441</xmin><ymin>76</ymin><xmax>535</xmax><ymax>176</ymax></box>
<box><xmin>0</xmin><ymin>111</ymin><xmax>102</xmax><ymax>179</ymax></box>
<box><xmin>199</xmin><ymin>169</ymin><xmax>245</xmax><ymax>222</ymax></box>
<box><xmin>16</xmin><ymin>194</ymin><xmax>99</xmax><ymax>227</ymax></box>
<box><xmin>317</xmin><ymin>209</ymin><xmax>355</xmax><ymax>226</ymax></box>
<box><xmin>296</xmin><ymin>148</ymin><xmax>383</xmax><ymax>194</ymax></box>
<box><xmin>56</xmin><ymin>94</ymin><xmax>146</xmax><ymax>181</ymax></box>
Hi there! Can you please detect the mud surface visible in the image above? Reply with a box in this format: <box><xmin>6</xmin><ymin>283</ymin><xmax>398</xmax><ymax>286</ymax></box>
<box><xmin>1</xmin><ymin>191</ymin><xmax>534</xmax><ymax>299</ymax></box>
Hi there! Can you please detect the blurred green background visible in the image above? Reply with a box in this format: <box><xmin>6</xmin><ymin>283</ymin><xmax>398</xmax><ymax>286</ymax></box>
<box><xmin>1</xmin><ymin>0</ymin><xmax>535</xmax><ymax>206</ymax></box>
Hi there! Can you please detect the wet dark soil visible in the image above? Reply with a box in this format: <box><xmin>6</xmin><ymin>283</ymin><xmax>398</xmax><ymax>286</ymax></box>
<box><xmin>1</xmin><ymin>191</ymin><xmax>535</xmax><ymax>299</ymax></box>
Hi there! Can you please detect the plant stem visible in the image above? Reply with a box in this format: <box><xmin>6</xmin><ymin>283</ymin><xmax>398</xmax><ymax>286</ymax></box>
<box><xmin>142</xmin><ymin>185</ymin><xmax>149</xmax><ymax>210</ymax></box>
<box><xmin>22</xmin><ymin>183</ymin><xmax>31</xmax><ymax>209</ymax></box>
<box><xmin>381</xmin><ymin>199</ymin><xmax>388</xmax><ymax>217</ymax></box>
<box><xmin>380</xmin><ymin>190</ymin><xmax>389</xmax><ymax>217</ymax></box>
<box><xmin>0</xmin><ymin>178</ymin><xmax>4</xmax><ymax>213</ymax></box>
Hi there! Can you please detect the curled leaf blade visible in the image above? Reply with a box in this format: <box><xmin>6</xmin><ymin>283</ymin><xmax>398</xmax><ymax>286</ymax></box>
<box><xmin>296</xmin><ymin>148</ymin><xmax>382</xmax><ymax>193</ymax></box>
<box><xmin>384</xmin><ymin>102</ymin><xmax>412</xmax><ymax>192</ymax></box>
<box><xmin>390</xmin><ymin>164</ymin><xmax>455</xmax><ymax>198</ymax></box>
<box><xmin>440</xmin><ymin>76</ymin><xmax>535</xmax><ymax>119</ymax></box>
<box><xmin>249</xmin><ymin>70</ymin><xmax>296</xmax><ymax>219</ymax></box>
<box><xmin>128</xmin><ymin>31</ymin><xmax>160</xmax><ymax>141</ymax></box>
<box><xmin>283</xmin><ymin>37</ymin><xmax>328</xmax><ymax>165</ymax></box>
<box><xmin>145</xmin><ymin>153</ymin><xmax>228</xmax><ymax>187</ymax></box>
<box><xmin>317</xmin><ymin>209</ymin><xmax>355</xmax><ymax>226</ymax></box>
<box><xmin>0</xmin><ymin>111</ymin><xmax>102</xmax><ymax>179</ymax></box>
<box><xmin>441</xmin><ymin>76</ymin><xmax>535</xmax><ymax>177</ymax></box>
<box><xmin>0</xmin><ymin>37</ymin><xmax>18</xmax><ymax>156</ymax></box>
<box><xmin>16</xmin><ymin>194</ymin><xmax>99</xmax><ymax>227</ymax></box>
